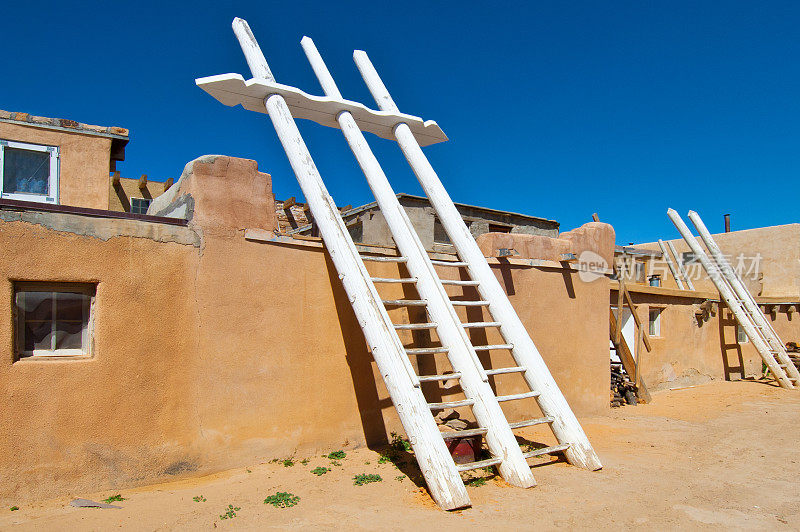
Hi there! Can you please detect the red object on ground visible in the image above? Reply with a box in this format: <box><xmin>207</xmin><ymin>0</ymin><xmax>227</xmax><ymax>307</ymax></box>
<box><xmin>445</xmin><ymin>436</ymin><xmax>482</xmax><ymax>464</ymax></box>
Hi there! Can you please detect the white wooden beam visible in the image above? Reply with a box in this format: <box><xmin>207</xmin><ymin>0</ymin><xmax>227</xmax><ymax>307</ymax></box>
<box><xmin>658</xmin><ymin>239</ymin><xmax>684</xmax><ymax>289</ymax></box>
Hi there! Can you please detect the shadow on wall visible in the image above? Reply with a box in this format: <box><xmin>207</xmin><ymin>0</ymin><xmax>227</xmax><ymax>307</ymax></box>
<box><xmin>718</xmin><ymin>304</ymin><xmax>746</xmax><ymax>381</ymax></box>
<box><xmin>325</xmin><ymin>253</ymin><xmax>391</xmax><ymax>448</ymax></box>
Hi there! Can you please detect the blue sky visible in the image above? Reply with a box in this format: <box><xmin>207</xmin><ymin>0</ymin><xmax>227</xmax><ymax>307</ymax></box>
<box><xmin>2</xmin><ymin>1</ymin><xmax>799</xmax><ymax>243</ymax></box>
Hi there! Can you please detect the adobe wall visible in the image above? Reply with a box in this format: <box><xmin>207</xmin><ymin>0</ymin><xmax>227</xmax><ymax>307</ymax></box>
<box><xmin>0</xmin><ymin>156</ymin><xmax>609</xmax><ymax>503</ymax></box>
<box><xmin>0</xmin><ymin>121</ymin><xmax>114</xmax><ymax>210</ymax></box>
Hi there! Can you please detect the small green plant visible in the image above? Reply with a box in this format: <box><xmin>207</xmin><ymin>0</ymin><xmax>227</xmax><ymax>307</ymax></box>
<box><xmin>353</xmin><ymin>473</ymin><xmax>383</xmax><ymax>486</ymax></box>
<box><xmin>282</xmin><ymin>458</ymin><xmax>295</xmax><ymax>467</ymax></box>
<box><xmin>263</xmin><ymin>492</ymin><xmax>300</xmax><ymax>508</ymax></box>
<box><xmin>300</xmin><ymin>458</ymin><xmax>310</xmax><ymax>465</ymax></box>
<box><xmin>311</xmin><ymin>466</ymin><xmax>330</xmax><ymax>476</ymax></box>
<box><xmin>219</xmin><ymin>504</ymin><xmax>240</xmax><ymax>519</ymax></box>
<box><xmin>395</xmin><ymin>475</ymin><xmax>406</xmax><ymax>482</ymax></box>
<box><xmin>327</xmin><ymin>450</ymin><xmax>346</xmax><ymax>460</ymax></box>
<box><xmin>192</xmin><ymin>495</ymin><xmax>207</xmax><ymax>503</ymax></box>
<box><xmin>9</xmin><ymin>506</ymin><xmax>19</xmax><ymax>511</ymax></box>
<box><xmin>466</xmin><ymin>477</ymin><xmax>487</xmax><ymax>487</ymax></box>
<box><xmin>390</xmin><ymin>432</ymin><xmax>412</xmax><ymax>452</ymax></box>
<box><xmin>364</xmin><ymin>461</ymin><xmax>371</xmax><ymax>465</ymax></box>
<box><xmin>103</xmin><ymin>494</ymin><xmax>126</xmax><ymax>504</ymax></box>
<box><xmin>269</xmin><ymin>458</ymin><xmax>280</xmax><ymax>463</ymax></box>
<box><xmin>330</xmin><ymin>460</ymin><xmax>342</xmax><ymax>466</ymax></box>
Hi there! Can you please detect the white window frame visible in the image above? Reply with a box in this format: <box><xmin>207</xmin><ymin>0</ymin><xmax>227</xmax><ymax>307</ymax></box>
<box><xmin>648</xmin><ymin>307</ymin><xmax>663</xmax><ymax>337</ymax></box>
<box><xmin>14</xmin><ymin>282</ymin><xmax>95</xmax><ymax>359</ymax></box>
<box><xmin>736</xmin><ymin>324</ymin><xmax>749</xmax><ymax>344</ymax></box>
<box><xmin>0</xmin><ymin>140</ymin><xmax>60</xmax><ymax>204</ymax></box>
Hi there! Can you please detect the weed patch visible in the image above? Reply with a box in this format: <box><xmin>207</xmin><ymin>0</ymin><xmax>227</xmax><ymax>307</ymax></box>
<box><xmin>263</xmin><ymin>492</ymin><xmax>300</xmax><ymax>508</ymax></box>
<box><xmin>353</xmin><ymin>473</ymin><xmax>382</xmax><ymax>486</ymax></box>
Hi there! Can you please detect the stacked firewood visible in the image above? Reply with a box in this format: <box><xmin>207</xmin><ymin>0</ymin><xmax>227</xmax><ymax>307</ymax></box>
<box><xmin>787</xmin><ymin>342</ymin><xmax>800</xmax><ymax>371</ymax></box>
<box><xmin>611</xmin><ymin>362</ymin><xmax>638</xmax><ymax>407</ymax></box>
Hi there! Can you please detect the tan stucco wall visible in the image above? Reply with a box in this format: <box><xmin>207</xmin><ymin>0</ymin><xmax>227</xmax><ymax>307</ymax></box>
<box><xmin>0</xmin><ymin>156</ymin><xmax>609</xmax><ymax>503</ymax></box>
<box><xmin>0</xmin><ymin>122</ymin><xmax>113</xmax><ymax>210</ymax></box>
<box><xmin>634</xmin><ymin>224</ymin><xmax>800</xmax><ymax>298</ymax></box>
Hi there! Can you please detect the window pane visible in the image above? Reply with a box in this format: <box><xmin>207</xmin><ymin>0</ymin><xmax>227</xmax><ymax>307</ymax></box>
<box><xmin>24</xmin><ymin>320</ymin><xmax>52</xmax><ymax>351</ymax></box>
<box><xmin>54</xmin><ymin>321</ymin><xmax>84</xmax><ymax>349</ymax></box>
<box><xmin>3</xmin><ymin>147</ymin><xmax>50</xmax><ymax>195</ymax></box>
<box><xmin>56</xmin><ymin>292</ymin><xmax>87</xmax><ymax>322</ymax></box>
<box><xmin>17</xmin><ymin>291</ymin><xmax>53</xmax><ymax>321</ymax></box>
<box><xmin>131</xmin><ymin>197</ymin><xmax>152</xmax><ymax>214</ymax></box>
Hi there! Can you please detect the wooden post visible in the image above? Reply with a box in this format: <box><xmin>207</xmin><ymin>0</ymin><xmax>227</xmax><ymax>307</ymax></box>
<box><xmin>668</xmin><ymin>209</ymin><xmax>793</xmax><ymax>389</ymax></box>
<box><xmin>667</xmin><ymin>240</ymin><xmax>695</xmax><ymax>290</ymax></box>
<box><xmin>354</xmin><ymin>49</ymin><xmax>602</xmax><ymax>471</ymax></box>
<box><xmin>111</xmin><ymin>171</ymin><xmax>121</xmax><ymax>186</ymax></box>
<box><xmin>163</xmin><ymin>178</ymin><xmax>174</xmax><ymax>192</ymax></box>
<box><xmin>230</xmin><ymin>18</ymin><xmax>470</xmax><ymax>510</ymax></box>
<box><xmin>688</xmin><ymin>210</ymin><xmax>800</xmax><ymax>384</ymax></box>
<box><xmin>658</xmin><ymin>239</ymin><xmax>684</xmax><ymax>289</ymax></box>
<box><xmin>138</xmin><ymin>174</ymin><xmax>147</xmax><ymax>190</ymax></box>
<box><xmin>300</xmin><ymin>37</ymin><xmax>536</xmax><ymax>489</ymax></box>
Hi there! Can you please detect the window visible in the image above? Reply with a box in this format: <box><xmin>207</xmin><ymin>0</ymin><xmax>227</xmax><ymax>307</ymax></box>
<box><xmin>0</xmin><ymin>140</ymin><xmax>59</xmax><ymax>203</ymax></box>
<box><xmin>433</xmin><ymin>219</ymin><xmax>450</xmax><ymax>244</ymax></box>
<box><xmin>131</xmin><ymin>197</ymin><xmax>152</xmax><ymax>214</ymax></box>
<box><xmin>648</xmin><ymin>307</ymin><xmax>662</xmax><ymax>337</ymax></box>
<box><xmin>14</xmin><ymin>283</ymin><xmax>95</xmax><ymax>359</ymax></box>
<box><xmin>736</xmin><ymin>325</ymin><xmax>749</xmax><ymax>344</ymax></box>
<box><xmin>682</xmin><ymin>252</ymin><xmax>699</xmax><ymax>265</ymax></box>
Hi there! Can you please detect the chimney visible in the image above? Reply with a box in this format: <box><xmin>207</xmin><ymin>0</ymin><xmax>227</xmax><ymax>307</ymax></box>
<box><xmin>724</xmin><ymin>214</ymin><xmax>731</xmax><ymax>233</ymax></box>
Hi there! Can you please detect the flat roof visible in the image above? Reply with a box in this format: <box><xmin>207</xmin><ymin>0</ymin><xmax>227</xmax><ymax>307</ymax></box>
<box><xmin>0</xmin><ymin>109</ymin><xmax>129</xmax><ymax>141</ymax></box>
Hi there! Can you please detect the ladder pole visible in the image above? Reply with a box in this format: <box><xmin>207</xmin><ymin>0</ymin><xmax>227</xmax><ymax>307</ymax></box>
<box><xmin>667</xmin><ymin>209</ymin><xmax>793</xmax><ymax>389</ymax></box>
<box><xmin>300</xmin><ymin>37</ymin><xmax>536</xmax><ymax>489</ymax></box>
<box><xmin>658</xmin><ymin>239</ymin><xmax>685</xmax><ymax>289</ymax></box>
<box><xmin>354</xmin><ymin>50</ymin><xmax>602</xmax><ymax>471</ymax></box>
<box><xmin>688</xmin><ymin>211</ymin><xmax>800</xmax><ymax>383</ymax></box>
<box><xmin>231</xmin><ymin>19</ymin><xmax>470</xmax><ymax>510</ymax></box>
<box><xmin>667</xmin><ymin>240</ymin><xmax>695</xmax><ymax>290</ymax></box>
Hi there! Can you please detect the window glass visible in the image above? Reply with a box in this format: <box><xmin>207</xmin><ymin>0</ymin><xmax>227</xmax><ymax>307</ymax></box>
<box><xmin>3</xmin><ymin>147</ymin><xmax>50</xmax><ymax>195</ymax></box>
<box><xmin>131</xmin><ymin>197</ymin><xmax>152</xmax><ymax>214</ymax></box>
<box><xmin>648</xmin><ymin>308</ymin><xmax>662</xmax><ymax>336</ymax></box>
<box><xmin>15</xmin><ymin>285</ymin><xmax>93</xmax><ymax>358</ymax></box>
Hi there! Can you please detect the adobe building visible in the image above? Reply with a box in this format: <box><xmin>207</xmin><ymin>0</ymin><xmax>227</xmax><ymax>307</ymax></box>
<box><xmin>0</xmin><ymin>110</ymin><xmax>615</xmax><ymax>503</ymax></box>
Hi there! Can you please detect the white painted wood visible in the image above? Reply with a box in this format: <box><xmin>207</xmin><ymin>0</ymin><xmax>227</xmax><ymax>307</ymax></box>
<box><xmin>667</xmin><ymin>240</ymin><xmax>695</xmax><ymax>290</ymax></box>
<box><xmin>667</xmin><ymin>209</ymin><xmax>794</xmax><ymax>389</ymax></box>
<box><xmin>687</xmin><ymin>211</ymin><xmax>800</xmax><ymax>384</ymax></box>
<box><xmin>658</xmin><ymin>239</ymin><xmax>685</xmax><ymax>289</ymax></box>
<box><xmin>300</xmin><ymin>36</ymin><xmax>537</xmax><ymax>489</ymax></box>
<box><xmin>195</xmin><ymin>74</ymin><xmax>447</xmax><ymax>147</ymax></box>
<box><xmin>228</xmin><ymin>19</ymin><xmax>470</xmax><ymax>510</ymax></box>
<box><xmin>354</xmin><ymin>49</ymin><xmax>603</xmax><ymax>471</ymax></box>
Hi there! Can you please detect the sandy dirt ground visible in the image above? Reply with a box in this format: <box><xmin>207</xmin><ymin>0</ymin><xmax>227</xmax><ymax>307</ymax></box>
<box><xmin>2</xmin><ymin>380</ymin><xmax>798</xmax><ymax>531</ymax></box>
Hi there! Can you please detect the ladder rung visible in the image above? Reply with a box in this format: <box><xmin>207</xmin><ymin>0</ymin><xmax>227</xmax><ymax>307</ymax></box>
<box><xmin>406</xmin><ymin>347</ymin><xmax>449</xmax><ymax>355</ymax></box>
<box><xmin>394</xmin><ymin>322</ymin><xmax>438</xmax><ymax>330</ymax></box>
<box><xmin>383</xmin><ymin>299</ymin><xmax>427</xmax><ymax>306</ymax></box>
<box><xmin>440</xmin><ymin>279</ymin><xmax>480</xmax><ymax>286</ymax></box>
<box><xmin>440</xmin><ymin>427</ymin><xmax>489</xmax><ymax>440</ymax></box>
<box><xmin>430</xmin><ymin>260</ymin><xmax>469</xmax><ymax>267</ymax></box>
<box><xmin>371</xmin><ymin>277</ymin><xmax>416</xmax><ymax>283</ymax></box>
<box><xmin>462</xmin><ymin>321</ymin><xmax>502</xmax><ymax>328</ymax></box>
<box><xmin>428</xmin><ymin>399</ymin><xmax>475</xmax><ymax>410</ymax></box>
<box><xmin>451</xmin><ymin>300</ymin><xmax>490</xmax><ymax>306</ymax></box>
<box><xmin>472</xmin><ymin>344</ymin><xmax>514</xmax><ymax>351</ymax></box>
<box><xmin>418</xmin><ymin>372</ymin><xmax>462</xmax><ymax>383</ymax></box>
<box><xmin>497</xmin><ymin>391</ymin><xmax>540</xmax><ymax>402</ymax></box>
<box><xmin>522</xmin><ymin>443</ymin><xmax>570</xmax><ymax>459</ymax></box>
<box><xmin>485</xmin><ymin>366</ymin><xmax>527</xmax><ymax>376</ymax></box>
<box><xmin>508</xmin><ymin>416</ymin><xmax>555</xmax><ymax>429</ymax></box>
<box><xmin>361</xmin><ymin>255</ymin><xmax>407</xmax><ymax>262</ymax></box>
<box><xmin>456</xmin><ymin>456</ymin><xmax>503</xmax><ymax>472</ymax></box>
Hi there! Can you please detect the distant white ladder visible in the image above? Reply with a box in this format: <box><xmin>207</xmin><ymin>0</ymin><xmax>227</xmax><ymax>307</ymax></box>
<box><xmin>199</xmin><ymin>17</ymin><xmax>601</xmax><ymax>510</ymax></box>
<box><xmin>668</xmin><ymin>209</ymin><xmax>800</xmax><ymax>389</ymax></box>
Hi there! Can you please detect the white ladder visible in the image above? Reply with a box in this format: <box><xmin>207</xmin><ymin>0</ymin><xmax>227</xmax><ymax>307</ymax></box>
<box><xmin>668</xmin><ymin>209</ymin><xmax>800</xmax><ymax>389</ymax></box>
<box><xmin>201</xmin><ymin>18</ymin><xmax>601</xmax><ymax>510</ymax></box>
